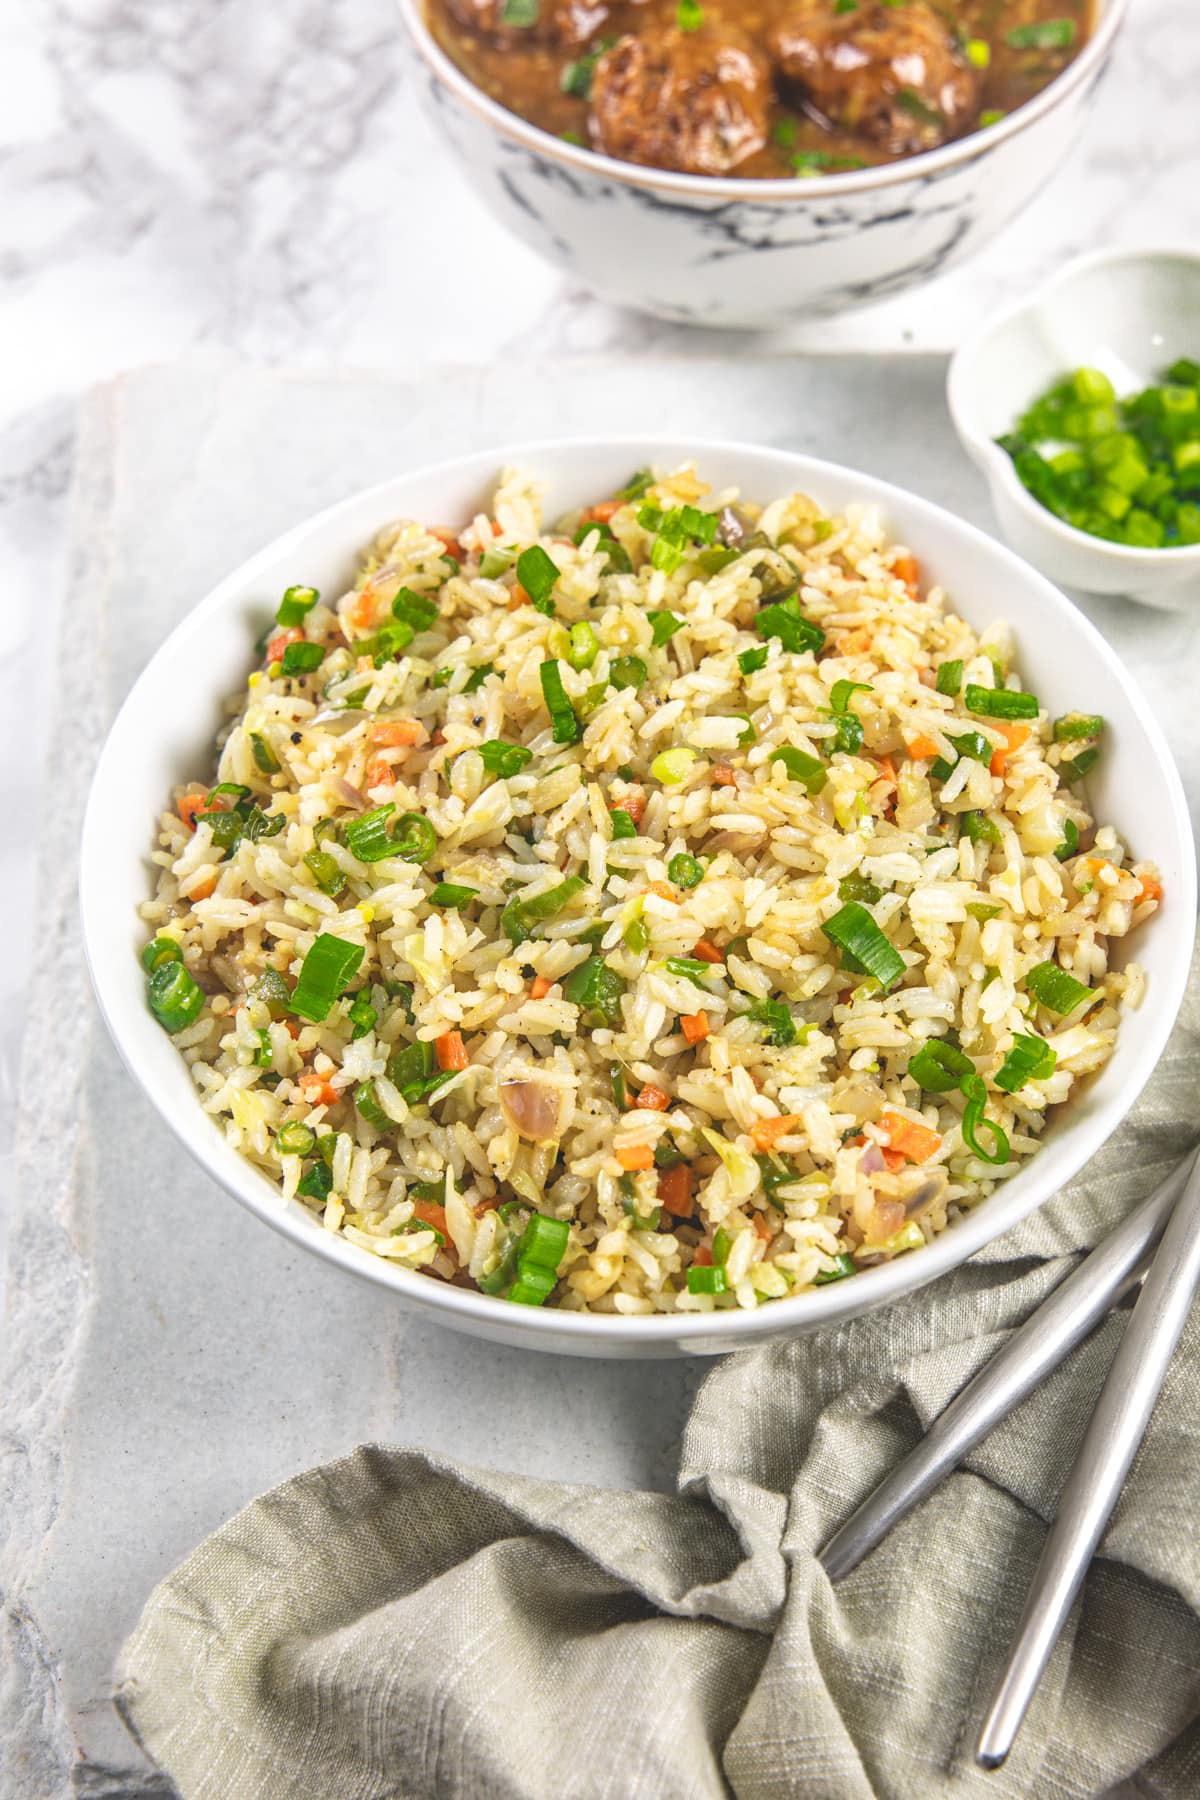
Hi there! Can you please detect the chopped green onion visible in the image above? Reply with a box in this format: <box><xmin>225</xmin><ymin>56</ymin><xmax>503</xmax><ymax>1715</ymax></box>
<box><xmin>609</xmin><ymin>655</ymin><xmax>647</xmax><ymax>691</ymax></box>
<box><xmin>966</xmin><ymin>901</ymin><xmax>1003</xmax><ymax>922</ymax></box>
<box><xmin>1025</xmin><ymin>960</ymin><xmax>1094</xmax><ymax>1016</ymax></box>
<box><xmin>623</xmin><ymin>916</ymin><xmax>649</xmax><ymax>953</ymax></box>
<box><xmin>830</xmin><ymin>679</ymin><xmax>872</xmax><ymax>713</ymax></box>
<box><xmin>756</xmin><ymin>594</ymin><xmax>825</xmax><ymax>656</ymax></box>
<box><xmin>979</xmin><ymin>108</ymin><xmax>1006</xmax><ymax>127</ymax></box>
<box><xmin>964</xmin><ymin>36</ymin><xmax>990</xmax><ymax>67</ymax></box>
<box><xmin>959</xmin><ymin>811</ymin><xmax>1001</xmax><ymax>846</ymax></box>
<box><xmin>253</xmin><ymin>967</ymin><xmax>292</xmax><ymax>1018</ymax></box>
<box><xmin>567</xmin><ymin>622</ymin><xmax>599</xmax><ymax>670</ymax></box>
<box><xmin>667</xmin><ymin>853</ymin><xmax>704</xmax><ymax>889</ymax></box>
<box><xmin>1058</xmin><ymin>746</ymin><xmax>1101</xmax><ymax>783</ymax></box>
<box><xmin>746</xmin><ymin>998</ymin><xmax>797</xmax><ymax>1046</ymax></box>
<box><xmin>711</xmin><ymin>1226</ymin><xmax>731</xmax><ymax>1266</ymax></box>
<box><xmin>738</xmin><ymin>646</ymin><xmax>769</xmax><ymax>675</ymax></box>
<box><xmin>479</xmin><ymin>546</ymin><xmax>516</xmax><ymax>580</ymax></box>
<box><xmin>823</xmin><ymin>902</ymin><xmax>905</xmax><ymax>993</ymax></box>
<box><xmin>622</xmin><ymin>1193</ymin><xmax>661</xmax><ymax>1231</ymax></box>
<box><xmin>291</xmin><ymin>934</ymin><xmax>365</xmax><ymax>1023</ymax></box>
<box><xmin>390</xmin><ymin>587</ymin><xmax>439</xmax><ymax>633</ymax></box>
<box><xmin>250</xmin><ymin>731</ymin><xmax>280</xmax><ymax>773</ymax></box>
<box><xmin>610</xmin><ymin>809</ymin><xmax>637</xmax><ymax>840</ymax></box>
<box><xmin>502</xmin><ymin>875</ymin><xmax>587</xmax><ymax>946</ymax></box>
<box><xmin>1056</xmin><ymin>818</ymin><xmax>1080</xmax><ymax>862</ymax></box>
<box><xmin>304</xmin><ymin>848</ymin><xmax>346</xmax><ymax>896</ymax></box>
<box><xmin>895</xmin><ymin>88</ymin><xmax>942</xmax><ymax>125</ymax></box>
<box><xmin>562</xmin><ymin>955</ymin><xmax>625</xmax><ymax>1027</ymax></box>
<box><xmin>676</xmin><ymin>0</ymin><xmax>703</xmax><ymax>28</ymax></box>
<box><xmin>347</xmin><ymin>991</ymin><xmax>377</xmax><ymax>1039</ymax></box>
<box><xmin>343</xmin><ymin>804</ymin><xmax>397</xmax><ymax>864</ymax></box>
<box><xmin>1005</xmin><ymin>17</ymin><xmax>1076</xmax><ymax>48</ymax></box>
<box><xmin>616</xmin><ymin>468</ymin><xmax>653</xmax><ymax>502</ymax></box>
<box><xmin>610</xmin><ymin>1061</ymin><xmax>629</xmax><ymax>1109</ymax></box>
<box><xmin>430</xmin><ymin>882</ymin><xmax>478</xmax><ymax>908</ymax></box>
<box><xmin>837</xmin><ymin>871</ymin><xmax>882</xmax><ymax>905</ymax></box>
<box><xmin>147</xmin><ymin>960</ymin><xmax>205</xmax><ymax>1032</ymax></box>
<box><xmin>908</xmin><ymin>1039</ymin><xmax>974</xmax><ymax>1092</ymax></box>
<box><xmin>297</xmin><ymin>1161</ymin><xmax>333</xmax><ymax>1202</ymax></box>
<box><xmin>276</xmin><ymin>585</ymin><xmax>319</xmax><ymax>627</ymax></box>
<box><xmin>930</xmin><ymin>731</ymin><xmax>992</xmax><ymax>782</ymax></box>
<box><xmin>965</xmin><ymin>684</ymin><xmax>1039</xmax><ymax>720</ymax></box>
<box><xmin>141</xmin><ymin>936</ymin><xmax>182</xmax><ymax>973</ymax></box>
<box><xmin>831</xmin><ymin>713</ymin><xmax>863</xmax><ymax>755</ymax></box>
<box><xmin>475</xmin><ymin>740</ymin><xmax>534</xmax><ymax>778</ymax></box>
<box><xmin>539</xmin><ymin>659</ymin><xmax>581</xmax><ymax>745</ymax></box>
<box><xmin>649</xmin><ymin>610</ymin><xmax>684</xmax><ymax>647</ymax></box>
<box><xmin>769</xmin><ymin>747</ymin><xmax>826</xmax><ymax>794</ymax></box>
<box><xmin>206</xmin><ymin>783</ymin><xmax>250</xmax><ymax>807</ymax></box>
<box><xmin>392</xmin><ymin>813</ymin><xmax>438</xmax><ymax>865</ymax></box>
<box><xmin>687</xmin><ymin>1264</ymin><xmax>727</xmax><ymax>1295</ymax></box>
<box><xmin>280</xmin><ymin>640</ymin><xmax>325</xmax><ymax>676</ymax></box>
<box><xmin>500</xmin><ymin>0</ymin><xmax>538</xmax><ymax>26</ymax></box>
<box><xmin>277</xmin><ymin>1120</ymin><xmax>316</xmax><ymax>1157</ymax></box>
<box><xmin>665</xmin><ymin>956</ymin><xmax>711</xmax><ymax>983</ymax></box>
<box><xmin>1053</xmin><ymin>712</ymin><xmax>1104</xmax><ymax>742</ymax></box>
<box><xmin>995</xmin><ymin>1034</ymin><xmax>1057</xmax><ymax>1093</ymax></box>
<box><xmin>650</xmin><ymin>746</ymin><xmax>699</xmax><ymax>786</ymax></box>
<box><xmin>355</xmin><ymin>1080</ymin><xmax>390</xmax><ymax>1130</ymax></box>
<box><xmin>516</xmin><ymin>545</ymin><xmax>560</xmax><ymax>614</ymax></box>
<box><xmin>464</xmin><ymin>663</ymin><xmax>496</xmax><ymax>693</ymax></box>
<box><xmin>960</xmin><ymin>1074</ymin><xmax>1009</xmax><ymax>1164</ymax></box>
<box><xmin>813</xmin><ymin>1252</ymin><xmax>856</xmax><ymax>1285</ymax></box>
<box><xmin>935</xmin><ymin>660</ymin><xmax>963</xmax><ymax>696</ymax></box>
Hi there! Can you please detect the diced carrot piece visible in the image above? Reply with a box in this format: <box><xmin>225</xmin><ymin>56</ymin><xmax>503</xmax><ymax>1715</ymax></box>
<box><xmin>473</xmin><ymin>1195</ymin><xmax>501</xmax><ymax>1218</ymax></box>
<box><xmin>680</xmin><ymin>1011</ymin><xmax>710</xmax><ymax>1045</ymax></box>
<box><xmin>838</xmin><ymin>628</ymin><xmax>873</xmax><ymax>655</ymax></box>
<box><xmin>430</xmin><ymin>728</ymin><xmax>447</xmax><ymax>747</ymax></box>
<box><xmin>509</xmin><ymin>583</ymin><xmax>531</xmax><ymax>610</ymax></box>
<box><xmin>881</xmin><ymin>1148</ymin><xmax>907</xmax><ymax>1173</ymax></box>
<box><xmin>530</xmin><ymin>975</ymin><xmax>554</xmax><ymax>1000</ymax></box>
<box><xmin>711</xmin><ymin>763</ymin><xmax>737</xmax><ymax>786</ymax></box>
<box><xmin>366</xmin><ymin>757</ymin><xmax>395</xmax><ymax>790</ymax></box>
<box><xmin>635</xmin><ymin>1084</ymin><xmax>671</xmax><ymax>1112</ymax></box>
<box><xmin>188</xmin><ymin>869</ymin><xmax>218</xmax><ymax>901</ymax></box>
<box><xmin>298</xmin><ymin>1072</ymin><xmax>339</xmax><ymax>1108</ymax></box>
<box><xmin>873</xmin><ymin>754</ymin><xmax>897</xmax><ymax>790</ymax></box>
<box><xmin>617</xmin><ymin>1144</ymin><xmax>654</xmax><ymax>1171</ymax></box>
<box><xmin>284</xmin><ymin>1019</ymin><xmax>302</xmax><ymax>1039</ymax></box>
<box><xmin>645</xmin><ymin>880</ymin><xmax>679</xmax><ymax>904</ymax></box>
<box><xmin>583</xmin><ymin>501</ymin><xmax>621</xmax><ymax>524</ymax></box>
<box><xmin>990</xmin><ymin>722</ymin><xmax>1030</xmax><ymax>778</ymax></box>
<box><xmin>430</xmin><ymin>527</ymin><xmax>464</xmax><ymax>561</ymax></box>
<box><xmin>752</xmin><ymin>1212</ymin><xmax>774</xmax><ymax>1243</ymax></box>
<box><xmin>905</xmin><ymin>734</ymin><xmax>943</xmax><ymax>762</ymax></box>
<box><xmin>266</xmin><ymin>626</ymin><xmax>304</xmax><ymax>665</ymax></box>
<box><xmin>411</xmin><ymin>1201</ymin><xmax>449</xmax><ymax>1239</ymax></box>
<box><xmin>621</xmin><ymin>786</ymin><xmax>646</xmax><ymax>824</ymax></box>
<box><xmin>693</xmin><ymin>1242</ymin><xmax>714</xmax><ymax>1266</ymax></box>
<box><xmin>177</xmin><ymin>792</ymin><xmax>209</xmax><ymax>830</ymax></box>
<box><xmin>691</xmin><ymin>940</ymin><xmax>724</xmax><ymax>964</ymax></box>
<box><xmin>657</xmin><ymin>1162</ymin><xmax>695</xmax><ymax>1216</ymax></box>
<box><xmin>435</xmin><ymin>1030</ymin><xmax>469</xmax><ymax>1072</ymax></box>
<box><xmin>1136</xmin><ymin>873</ymin><xmax>1163</xmax><ymax>904</ymax></box>
<box><xmin>348</xmin><ymin>589</ymin><xmax>375</xmax><ymax>631</ymax></box>
<box><xmin>878</xmin><ymin>1111</ymin><xmax>942</xmax><ymax>1164</ymax></box>
<box><xmin>750</xmin><ymin>1114</ymin><xmax>800</xmax><ymax>1151</ymax></box>
<box><xmin>893</xmin><ymin>555</ymin><xmax>920</xmax><ymax>595</ymax></box>
<box><xmin>371</xmin><ymin>719</ymin><xmax>427</xmax><ymax>748</ymax></box>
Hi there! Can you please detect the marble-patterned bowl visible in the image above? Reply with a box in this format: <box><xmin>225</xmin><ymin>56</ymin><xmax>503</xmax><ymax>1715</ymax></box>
<box><xmin>82</xmin><ymin>439</ymin><xmax>1195</xmax><ymax>1359</ymax></box>
<box><xmin>396</xmin><ymin>0</ymin><xmax>1129</xmax><ymax>328</ymax></box>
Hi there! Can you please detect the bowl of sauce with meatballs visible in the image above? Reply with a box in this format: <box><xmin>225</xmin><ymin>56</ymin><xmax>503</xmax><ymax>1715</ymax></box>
<box><xmin>397</xmin><ymin>0</ymin><xmax>1127</xmax><ymax>323</ymax></box>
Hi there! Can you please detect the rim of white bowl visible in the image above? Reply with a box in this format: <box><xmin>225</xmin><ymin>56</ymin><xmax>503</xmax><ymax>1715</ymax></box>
<box><xmin>81</xmin><ymin>435</ymin><xmax>1196</xmax><ymax>1348</ymax></box>
<box><xmin>948</xmin><ymin>243</ymin><xmax>1200</xmax><ymax>569</ymax></box>
<box><xmin>395</xmin><ymin>0</ymin><xmax>1129</xmax><ymax>203</ymax></box>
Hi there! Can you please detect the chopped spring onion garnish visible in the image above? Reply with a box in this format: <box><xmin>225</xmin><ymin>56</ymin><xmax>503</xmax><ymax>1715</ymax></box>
<box><xmin>814</xmin><ymin>1252</ymin><xmax>857</xmax><ymax>1284</ymax></box>
<box><xmin>838</xmin><ymin>871</ymin><xmax>882</xmax><ymax>905</ymax></box>
<box><xmin>280</xmin><ymin>640</ymin><xmax>325</xmax><ymax>676</ymax></box>
<box><xmin>1025</xmin><ymin>960</ymin><xmax>1094</xmax><ymax>1016</ymax></box>
<box><xmin>966</xmin><ymin>901</ymin><xmax>1002</xmax><ymax>922</ymax></box>
<box><xmin>147</xmin><ymin>959</ymin><xmax>205</xmax><ymax>1032</ymax></box>
<box><xmin>1006</xmin><ymin>17</ymin><xmax>1076</xmax><ymax>48</ymax></box>
<box><xmin>677</xmin><ymin>0</ymin><xmax>703</xmax><ymax>29</ymax></box>
<box><xmin>291</xmin><ymin>934</ymin><xmax>365</xmax><ymax>1023</ymax></box>
<box><xmin>665</xmin><ymin>956</ymin><xmax>711</xmax><ymax>983</ymax></box>
<box><xmin>830</xmin><ymin>679</ymin><xmax>872</xmax><ymax>713</ymax></box>
<box><xmin>823</xmin><ymin>902</ymin><xmax>906</xmax><ymax>993</ymax></box>
<box><xmin>276</xmin><ymin>586</ymin><xmax>319</xmax><ymax>627</ymax></box>
<box><xmin>207</xmin><ymin>782</ymin><xmax>250</xmax><ymax>806</ymax></box>
<box><xmin>609</xmin><ymin>655</ymin><xmax>646</xmax><ymax>691</ymax></box>
<box><xmin>297</xmin><ymin>1160</ymin><xmax>333</xmax><ymax>1201</ymax></box>
<box><xmin>516</xmin><ymin>545</ymin><xmax>560</xmax><ymax>614</ymax></box>
<box><xmin>1055</xmin><ymin>818</ymin><xmax>1080</xmax><ymax>862</ymax></box>
<box><xmin>756</xmin><ymin>593</ymin><xmax>825</xmax><ymax>656</ymax></box>
<box><xmin>649</xmin><ymin>610</ymin><xmax>684</xmax><ymax>646</ymax></box>
<box><xmin>667</xmin><ymin>853</ymin><xmax>704</xmax><ymax>889</ymax></box>
<box><xmin>500</xmin><ymin>0</ymin><xmax>538</xmax><ymax>26</ymax></box>
<box><xmin>610</xmin><ymin>809</ymin><xmax>637</xmax><ymax>840</ymax></box>
<box><xmin>304</xmin><ymin>848</ymin><xmax>346</xmax><ymax>896</ymax></box>
<box><xmin>567</xmin><ymin>622</ymin><xmax>599</xmax><ymax>670</ymax></box>
<box><xmin>961</xmin><ymin>1079</ymin><xmax>1009</xmax><ymax>1164</ymax></box>
<box><xmin>355</xmin><ymin>1080</ymin><xmax>390</xmax><ymax>1130</ymax></box>
<box><xmin>343</xmin><ymin>804</ymin><xmax>397</xmax><ymax>864</ymax></box>
<box><xmin>964</xmin><ymin>36</ymin><xmax>990</xmax><ymax>67</ymax></box>
<box><xmin>831</xmin><ymin>713</ymin><xmax>863</xmax><ymax>755</ymax></box>
<box><xmin>254</xmin><ymin>967</ymin><xmax>291</xmax><ymax>1017</ymax></box>
<box><xmin>502</xmin><ymin>875</ymin><xmax>587</xmax><ymax>946</ymax></box>
<box><xmin>907</xmin><ymin>1040</ymin><xmax>1010</xmax><ymax>1166</ymax></box>
<box><xmin>347</xmin><ymin>992</ymin><xmax>377</xmax><ymax>1039</ymax></box>
<box><xmin>356</xmin><ymin>620</ymin><xmax>413</xmax><ymax>666</ymax></box>
<box><xmin>935</xmin><ymin>660</ymin><xmax>963</xmax><ymax>696</ymax></box>
<box><xmin>930</xmin><ymin>731</ymin><xmax>992</xmax><ymax>782</ymax></box>
<box><xmin>393</xmin><ymin>813</ymin><xmax>437</xmax><ymax>864</ymax></box>
<box><xmin>617</xmin><ymin>468</ymin><xmax>653</xmax><ymax>502</ymax></box>
<box><xmin>507</xmin><ymin>1213</ymin><xmax>570</xmax><ymax>1307</ymax></box>
<box><xmin>979</xmin><ymin>108</ymin><xmax>1006</xmax><ymax>126</ymax></box>
<box><xmin>610</xmin><ymin>1062</ymin><xmax>629</xmax><ymax>1109</ymax></box>
<box><xmin>959</xmin><ymin>811</ymin><xmax>1001</xmax><ymax>846</ymax></box>
<box><xmin>277</xmin><ymin>1121</ymin><xmax>316</xmax><ymax>1157</ymax></box>
<box><xmin>622</xmin><ymin>1192</ymin><xmax>662</xmax><ymax>1231</ymax></box>
<box><xmin>769</xmin><ymin>747</ymin><xmax>826</xmax><ymax>794</ymax></box>
<box><xmin>463</xmin><ymin>663</ymin><xmax>496</xmax><ymax>693</ymax></box>
<box><xmin>562</xmin><ymin>955</ymin><xmax>626</xmax><ymax>1027</ymax></box>
<box><xmin>250</xmin><ymin>731</ymin><xmax>280</xmax><ymax>773</ymax></box>
<box><xmin>965</xmin><ymin>684</ymin><xmax>1039</xmax><ymax>720</ymax></box>
<box><xmin>746</xmin><ymin>997</ymin><xmax>797</xmax><ymax>1046</ymax></box>
<box><xmin>994</xmin><ymin>1034</ymin><xmax>1057</xmax><ymax>1093</ymax></box>
<box><xmin>1058</xmin><ymin>746</ymin><xmax>1100</xmax><ymax>783</ymax></box>
<box><xmin>479</xmin><ymin>547</ymin><xmax>515</xmax><ymax>580</ymax></box>
<box><xmin>623</xmin><ymin>916</ymin><xmax>649</xmax><ymax>953</ymax></box>
<box><xmin>895</xmin><ymin>88</ymin><xmax>942</xmax><ymax>125</ymax></box>
<box><xmin>650</xmin><ymin>746</ymin><xmax>699</xmax><ymax>786</ymax></box>
<box><xmin>687</xmin><ymin>1264</ymin><xmax>727</xmax><ymax>1295</ymax></box>
<box><xmin>738</xmin><ymin>645</ymin><xmax>769</xmax><ymax>675</ymax></box>
<box><xmin>791</xmin><ymin>151</ymin><xmax>866</xmax><ymax>176</ymax></box>
<box><xmin>476</xmin><ymin>740</ymin><xmax>534</xmax><ymax>778</ymax></box>
<box><xmin>391</xmin><ymin>587</ymin><xmax>439</xmax><ymax>633</ymax></box>
<box><xmin>539</xmin><ymin>659</ymin><xmax>581</xmax><ymax>744</ymax></box>
<box><xmin>1053</xmin><ymin>712</ymin><xmax>1104</xmax><ymax>742</ymax></box>
<box><xmin>430</xmin><ymin>882</ymin><xmax>479</xmax><ymax>908</ymax></box>
<box><xmin>141</xmin><ymin>936</ymin><xmax>182</xmax><ymax>973</ymax></box>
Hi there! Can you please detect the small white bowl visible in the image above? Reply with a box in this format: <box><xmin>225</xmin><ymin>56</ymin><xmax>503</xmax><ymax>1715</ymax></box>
<box><xmin>397</xmin><ymin>0</ymin><xmax>1129</xmax><ymax>328</ymax></box>
<box><xmin>81</xmin><ymin>439</ymin><xmax>1195</xmax><ymax>1360</ymax></box>
<box><xmin>948</xmin><ymin>246</ymin><xmax>1200</xmax><ymax>610</ymax></box>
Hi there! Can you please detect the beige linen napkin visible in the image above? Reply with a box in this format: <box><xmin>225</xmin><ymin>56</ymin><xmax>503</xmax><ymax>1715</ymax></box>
<box><xmin>116</xmin><ymin>951</ymin><xmax>1200</xmax><ymax>1800</ymax></box>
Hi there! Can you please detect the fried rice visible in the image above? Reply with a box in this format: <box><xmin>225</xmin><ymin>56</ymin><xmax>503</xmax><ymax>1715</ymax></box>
<box><xmin>138</xmin><ymin>462</ymin><xmax>1160</xmax><ymax>1314</ymax></box>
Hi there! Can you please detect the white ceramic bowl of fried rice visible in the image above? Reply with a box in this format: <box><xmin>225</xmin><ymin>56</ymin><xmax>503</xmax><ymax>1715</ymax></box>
<box><xmin>81</xmin><ymin>440</ymin><xmax>1195</xmax><ymax>1359</ymax></box>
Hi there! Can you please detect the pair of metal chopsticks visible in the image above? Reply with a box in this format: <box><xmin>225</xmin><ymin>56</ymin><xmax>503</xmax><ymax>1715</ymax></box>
<box><xmin>817</xmin><ymin>1147</ymin><xmax>1200</xmax><ymax>1768</ymax></box>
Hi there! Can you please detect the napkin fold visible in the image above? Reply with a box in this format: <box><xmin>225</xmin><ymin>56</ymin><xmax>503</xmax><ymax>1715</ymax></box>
<box><xmin>117</xmin><ymin>947</ymin><xmax>1200</xmax><ymax>1800</ymax></box>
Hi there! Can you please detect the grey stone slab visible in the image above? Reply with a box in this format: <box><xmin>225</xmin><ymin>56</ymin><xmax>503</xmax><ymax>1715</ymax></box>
<box><xmin>3</xmin><ymin>354</ymin><xmax>1197</xmax><ymax>1798</ymax></box>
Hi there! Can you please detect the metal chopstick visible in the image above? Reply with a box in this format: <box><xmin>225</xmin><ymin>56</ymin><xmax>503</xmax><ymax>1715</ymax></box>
<box><xmin>820</xmin><ymin>1153</ymin><xmax>1195</xmax><ymax>1583</ymax></box>
<box><xmin>976</xmin><ymin>1145</ymin><xmax>1200</xmax><ymax>1767</ymax></box>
